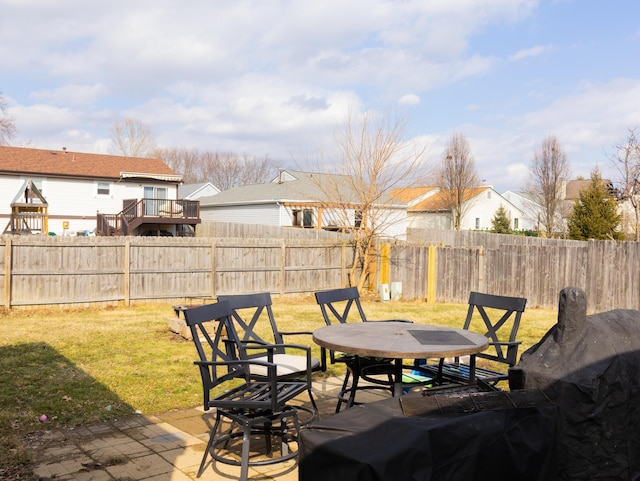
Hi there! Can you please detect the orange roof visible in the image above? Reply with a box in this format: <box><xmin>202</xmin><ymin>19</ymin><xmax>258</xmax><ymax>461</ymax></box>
<box><xmin>388</xmin><ymin>186</ymin><xmax>437</xmax><ymax>203</ymax></box>
<box><xmin>0</xmin><ymin>146</ymin><xmax>180</xmax><ymax>181</ymax></box>
<box><xmin>410</xmin><ymin>186</ymin><xmax>489</xmax><ymax>211</ymax></box>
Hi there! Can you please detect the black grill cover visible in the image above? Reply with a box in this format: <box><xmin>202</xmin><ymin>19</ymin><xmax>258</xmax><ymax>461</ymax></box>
<box><xmin>511</xmin><ymin>287</ymin><xmax>640</xmax><ymax>481</ymax></box>
<box><xmin>299</xmin><ymin>390</ymin><xmax>557</xmax><ymax>481</ymax></box>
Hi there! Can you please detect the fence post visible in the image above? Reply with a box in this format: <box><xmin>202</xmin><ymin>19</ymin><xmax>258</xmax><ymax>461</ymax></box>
<box><xmin>4</xmin><ymin>237</ymin><xmax>11</xmax><ymax>309</ymax></box>
<box><xmin>341</xmin><ymin>240</ymin><xmax>347</xmax><ymax>287</ymax></box>
<box><xmin>211</xmin><ymin>240</ymin><xmax>216</xmax><ymax>298</ymax></box>
<box><xmin>280</xmin><ymin>240</ymin><xmax>286</xmax><ymax>295</ymax></box>
<box><xmin>123</xmin><ymin>239</ymin><xmax>130</xmax><ymax>306</ymax></box>
<box><xmin>477</xmin><ymin>245</ymin><xmax>485</xmax><ymax>293</ymax></box>
<box><xmin>427</xmin><ymin>245</ymin><xmax>436</xmax><ymax>303</ymax></box>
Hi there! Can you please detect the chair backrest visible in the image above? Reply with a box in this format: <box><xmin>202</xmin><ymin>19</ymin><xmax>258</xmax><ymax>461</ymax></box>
<box><xmin>217</xmin><ymin>292</ymin><xmax>286</xmax><ymax>356</ymax></box>
<box><xmin>464</xmin><ymin>291</ymin><xmax>527</xmax><ymax>366</ymax></box>
<box><xmin>314</xmin><ymin>287</ymin><xmax>369</xmax><ymax>326</ymax></box>
<box><xmin>183</xmin><ymin>301</ymin><xmax>247</xmax><ymax>408</ymax></box>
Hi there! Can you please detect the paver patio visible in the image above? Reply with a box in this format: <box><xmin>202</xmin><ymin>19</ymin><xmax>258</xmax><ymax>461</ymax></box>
<box><xmin>31</xmin><ymin>376</ymin><xmax>388</xmax><ymax>481</ymax></box>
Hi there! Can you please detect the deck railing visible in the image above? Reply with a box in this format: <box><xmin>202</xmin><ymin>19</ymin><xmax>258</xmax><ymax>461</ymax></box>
<box><xmin>96</xmin><ymin>199</ymin><xmax>200</xmax><ymax>236</ymax></box>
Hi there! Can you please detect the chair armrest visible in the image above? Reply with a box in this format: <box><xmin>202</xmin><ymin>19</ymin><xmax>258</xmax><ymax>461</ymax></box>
<box><xmin>488</xmin><ymin>340</ymin><xmax>521</xmax><ymax>346</ymax></box>
<box><xmin>195</xmin><ymin>359</ymin><xmax>277</xmax><ymax>369</ymax></box>
<box><xmin>194</xmin><ymin>358</ymin><xmax>279</xmax><ymax>385</ymax></box>
<box><xmin>241</xmin><ymin>342</ymin><xmax>312</xmax><ymax>355</ymax></box>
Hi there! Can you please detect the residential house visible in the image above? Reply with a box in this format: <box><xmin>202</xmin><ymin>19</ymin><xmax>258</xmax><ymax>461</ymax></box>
<box><xmin>507</xmin><ymin>179</ymin><xmax>617</xmax><ymax>237</ymax></box>
<box><xmin>562</xmin><ymin>178</ymin><xmax>636</xmax><ymax>238</ymax></box>
<box><xmin>394</xmin><ymin>186</ymin><xmax>525</xmax><ymax>231</ymax></box>
<box><xmin>198</xmin><ymin>169</ymin><xmax>409</xmax><ymax>239</ymax></box>
<box><xmin>0</xmin><ymin>146</ymin><xmax>200</xmax><ymax>236</ymax></box>
<box><xmin>501</xmin><ymin>191</ymin><xmax>541</xmax><ymax>231</ymax></box>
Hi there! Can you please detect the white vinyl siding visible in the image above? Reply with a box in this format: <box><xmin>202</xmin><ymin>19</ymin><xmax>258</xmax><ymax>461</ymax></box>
<box><xmin>200</xmin><ymin>204</ymin><xmax>282</xmax><ymax>226</ymax></box>
<box><xmin>0</xmin><ymin>176</ymin><xmax>179</xmax><ymax>235</ymax></box>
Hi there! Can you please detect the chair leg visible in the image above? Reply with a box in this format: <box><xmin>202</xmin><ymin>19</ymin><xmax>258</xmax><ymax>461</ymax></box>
<box><xmin>263</xmin><ymin>421</ymin><xmax>273</xmax><ymax>456</ymax></box>
<box><xmin>335</xmin><ymin>367</ymin><xmax>352</xmax><ymax>413</ymax></box>
<box><xmin>341</xmin><ymin>367</ymin><xmax>352</xmax><ymax>392</ymax></box>
<box><xmin>197</xmin><ymin>411</ymin><xmax>223</xmax><ymax>478</ymax></box>
<box><xmin>345</xmin><ymin>366</ymin><xmax>361</xmax><ymax>410</ymax></box>
<box><xmin>239</xmin><ymin>422</ymin><xmax>252</xmax><ymax>481</ymax></box>
<box><xmin>279</xmin><ymin>408</ymin><xmax>300</xmax><ymax>457</ymax></box>
<box><xmin>307</xmin><ymin>388</ymin><xmax>319</xmax><ymax>415</ymax></box>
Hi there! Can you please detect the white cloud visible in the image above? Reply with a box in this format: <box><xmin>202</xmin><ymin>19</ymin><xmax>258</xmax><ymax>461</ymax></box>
<box><xmin>30</xmin><ymin>84</ymin><xmax>108</xmax><ymax>108</ymax></box>
<box><xmin>520</xmin><ymin>79</ymin><xmax>640</xmax><ymax>149</ymax></box>
<box><xmin>4</xmin><ymin>0</ymin><xmax>639</xmax><ymax>197</ymax></box>
<box><xmin>399</xmin><ymin>94</ymin><xmax>421</xmax><ymax>106</ymax></box>
<box><xmin>509</xmin><ymin>45</ymin><xmax>551</xmax><ymax>61</ymax></box>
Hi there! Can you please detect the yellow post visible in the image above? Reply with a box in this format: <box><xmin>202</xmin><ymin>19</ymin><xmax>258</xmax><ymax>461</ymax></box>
<box><xmin>4</xmin><ymin>237</ymin><xmax>11</xmax><ymax>308</ymax></box>
<box><xmin>380</xmin><ymin>243</ymin><xmax>390</xmax><ymax>286</ymax></box>
<box><xmin>427</xmin><ymin>245</ymin><xmax>437</xmax><ymax>303</ymax></box>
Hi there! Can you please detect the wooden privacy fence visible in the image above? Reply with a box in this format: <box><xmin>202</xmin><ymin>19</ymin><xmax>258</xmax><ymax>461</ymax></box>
<box><xmin>0</xmin><ymin>236</ymin><xmax>352</xmax><ymax>308</ymax></box>
<box><xmin>1</xmin><ymin>235</ymin><xmax>638</xmax><ymax>312</ymax></box>
<box><xmin>381</xmin><ymin>240</ymin><xmax>640</xmax><ymax>312</ymax></box>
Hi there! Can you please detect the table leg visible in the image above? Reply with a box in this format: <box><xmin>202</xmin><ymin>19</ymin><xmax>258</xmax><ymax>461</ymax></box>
<box><xmin>393</xmin><ymin>358</ymin><xmax>403</xmax><ymax>397</ymax></box>
<box><xmin>468</xmin><ymin>354</ymin><xmax>477</xmax><ymax>384</ymax></box>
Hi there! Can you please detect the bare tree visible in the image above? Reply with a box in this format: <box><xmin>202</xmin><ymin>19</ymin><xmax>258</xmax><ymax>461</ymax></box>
<box><xmin>526</xmin><ymin>135</ymin><xmax>571</xmax><ymax>238</ymax></box>
<box><xmin>156</xmin><ymin>147</ymin><xmax>276</xmax><ymax>188</ymax></box>
<box><xmin>110</xmin><ymin>118</ymin><xmax>156</xmax><ymax>158</ymax></box>
<box><xmin>437</xmin><ymin>133</ymin><xmax>479</xmax><ymax>230</ymax></box>
<box><xmin>0</xmin><ymin>91</ymin><xmax>16</xmax><ymax>145</ymax></box>
<box><xmin>610</xmin><ymin>128</ymin><xmax>640</xmax><ymax>241</ymax></box>
<box><xmin>204</xmin><ymin>152</ymin><xmax>275</xmax><ymax>190</ymax></box>
<box><xmin>304</xmin><ymin>109</ymin><xmax>429</xmax><ymax>290</ymax></box>
<box><xmin>155</xmin><ymin>146</ymin><xmax>202</xmax><ymax>183</ymax></box>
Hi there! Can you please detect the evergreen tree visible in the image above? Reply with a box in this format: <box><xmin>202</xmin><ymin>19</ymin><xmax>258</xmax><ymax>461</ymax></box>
<box><xmin>491</xmin><ymin>205</ymin><xmax>511</xmax><ymax>233</ymax></box>
<box><xmin>568</xmin><ymin>169</ymin><xmax>624</xmax><ymax>240</ymax></box>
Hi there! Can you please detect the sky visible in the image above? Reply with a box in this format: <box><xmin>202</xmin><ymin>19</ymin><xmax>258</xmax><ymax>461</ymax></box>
<box><xmin>1</xmin><ymin>0</ymin><xmax>639</xmax><ymax>193</ymax></box>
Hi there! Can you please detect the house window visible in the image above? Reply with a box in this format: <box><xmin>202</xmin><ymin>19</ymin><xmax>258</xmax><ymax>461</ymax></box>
<box><xmin>354</xmin><ymin>210</ymin><xmax>363</xmax><ymax>228</ymax></box>
<box><xmin>97</xmin><ymin>182</ymin><xmax>110</xmax><ymax>196</ymax></box>
<box><xmin>292</xmin><ymin>209</ymin><xmax>303</xmax><ymax>227</ymax></box>
<box><xmin>475</xmin><ymin>218</ymin><xmax>480</xmax><ymax>230</ymax></box>
<box><xmin>487</xmin><ymin>191</ymin><xmax>491</xmax><ymax>199</ymax></box>
<box><xmin>514</xmin><ymin>218</ymin><xmax>519</xmax><ymax>229</ymax></box>
<box><xmin>143</xmin><ymin>186</ymin><xmax>168</xmax><ymax>216</ymax></box>
<box><xmin>303</xmin><ymin>209</ymin><xmax>313</xmax><ymax>227</ymax></box>
<box><xmin>292</xmin><ymin>209</ymin><xmax>314</xmax><ymax>227</ymax></box>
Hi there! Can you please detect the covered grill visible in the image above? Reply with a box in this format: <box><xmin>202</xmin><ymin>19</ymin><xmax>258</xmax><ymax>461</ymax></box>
<box><xmin>510</xmin><ymin>286</ymin><xmax>640</xmax><ymax>480</ymax></box>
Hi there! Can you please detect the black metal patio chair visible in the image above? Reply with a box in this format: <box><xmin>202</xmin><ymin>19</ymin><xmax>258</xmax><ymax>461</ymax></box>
<box><xmin>415</xmin><ymin>291</ymin><xmax>527</xmax><ymax>389</ymax></box>
<box><xmin>217</xmin><ymin>292</ymin><xmax>319</xmax><ymax>421</ymax></box>
<box><xmin>183</xmin><ymin>301</ymin><xmax>308</xmax><ymax>481</ymax></box>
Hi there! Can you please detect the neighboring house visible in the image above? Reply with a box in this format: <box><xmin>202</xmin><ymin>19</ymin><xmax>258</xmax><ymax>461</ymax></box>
<box><xmin>179</xmin><ymin>182</ymin><xmax>220</xmax><ymax>200</ymax></box>
<box><xmin>501</xmin><ymin>191</ymin><xmax>541</xmax><ymax>231</ymax></box>
<box><xmin>395</xmin><ymin>186</ymin><xmax>525</xmax><ymax>231</ymax></box>
<box><xmin>562</xmin><ymin>178</ymin><xmax>636</xmax><ymax>238</ymax></box>
<box><xmin>0</xmin><ymin>146</ymin><xmax>200</xmax><ymax>236</ymax></box>
<box><xmin>198</xmin><ymin>169</ymin><xmax>409</xmax><ymax>239</ymax></box>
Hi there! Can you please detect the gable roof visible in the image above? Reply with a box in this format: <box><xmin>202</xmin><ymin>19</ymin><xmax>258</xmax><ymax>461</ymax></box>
<box><xmin>199</xmin><ymin>170</ymin><xmax>405</xmax><ymax>207</ymax></box>
<box><xmin>179</xmin><ymin>182</ymin><xmax>219</xmax><ymax>199</ymax></box>
<box><xmin>389</xmin><ymin>186</ymin><xmax>438</xmax><ymax>204</ymax></box>
<box><xmin>409</xmin><ymin>186</ymin><xmax>491</xmax><ymax>212</ymax></box>
<box><xmin>0</xmin><ymin>146</ymin><xmax>181</xmax><ymax>182</ymax></box>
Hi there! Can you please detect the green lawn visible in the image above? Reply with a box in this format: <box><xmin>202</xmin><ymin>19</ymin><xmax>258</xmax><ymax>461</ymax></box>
<box><xmin>0</xmin><ymin>296</ymin><xmax>557</xmax><ymax>479</ymax></box>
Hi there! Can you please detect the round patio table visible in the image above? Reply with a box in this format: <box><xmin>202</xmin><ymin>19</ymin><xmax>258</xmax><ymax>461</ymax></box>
<box><xmin>313</xmin><ymin>321</ymin><xmax>489</xmax><ymax>398</ymax></box>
